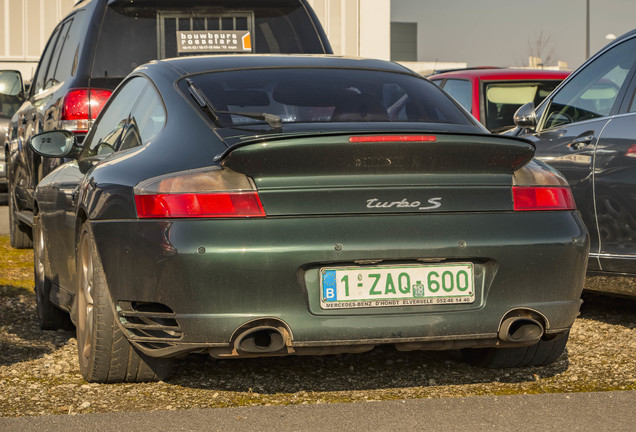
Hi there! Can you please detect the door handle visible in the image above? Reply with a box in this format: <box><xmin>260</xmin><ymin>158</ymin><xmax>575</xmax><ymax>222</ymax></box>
<box><xmin>567</xmin><ymin>134</ymin><xmax>594</xmax><ymax>150</ymax></box>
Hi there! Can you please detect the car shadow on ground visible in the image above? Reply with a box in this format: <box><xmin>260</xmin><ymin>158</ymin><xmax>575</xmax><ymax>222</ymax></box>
<box><xmin>580</xmin><ymin>292</ymin><xmax>636</xmax><ymax>327</ymax></box>
<box><xmin>167</xmin><ymin>345</ymin><xmax>571</xmax><ymax>394</ymax></box>
<box><xmin>167</xmin><ymin>293</ymin><xmax>635</xmax><ymax>393</ymax></box>
<box><xmin>0</xmin><ymin>286</ymin><xmax>74</xmax><ymax>367</ymax></box>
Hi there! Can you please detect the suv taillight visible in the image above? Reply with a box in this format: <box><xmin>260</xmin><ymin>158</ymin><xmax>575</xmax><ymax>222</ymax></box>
<box><xmin>61</xmin><ymin>89</ymin><xmax>112</xmax><ymax>133</ymax></box>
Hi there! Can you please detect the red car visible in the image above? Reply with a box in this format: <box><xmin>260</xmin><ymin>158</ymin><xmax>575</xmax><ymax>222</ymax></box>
<box><xmin>429</xmin><ymin>68</ymin><xmax>569</xmax><ymax>133</ymax></box>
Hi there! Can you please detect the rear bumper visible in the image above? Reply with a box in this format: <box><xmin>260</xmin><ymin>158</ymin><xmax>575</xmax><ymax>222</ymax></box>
<box><xmin>90</xmin><ymin>211</ymin><xmax>589</xmax><ymax>358</ymax></box>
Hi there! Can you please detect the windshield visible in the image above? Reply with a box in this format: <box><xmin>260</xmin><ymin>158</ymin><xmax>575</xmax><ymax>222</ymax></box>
<box><xmin>0</xmin><ymin>71</ymin><xmax>23</xmax><ymax>119</ymax></box>
<box><xmin>184</xmin><ymin>68</ymin><xmax>474</xmax><ymax>127</ymax></box>
<box><xmin>91</xmin><ymin>1</ymin><xmax>327</xmax><ymax>79</ymax></box>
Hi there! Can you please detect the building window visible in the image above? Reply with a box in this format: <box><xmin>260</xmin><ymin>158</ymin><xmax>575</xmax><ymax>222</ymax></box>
<box><xmin>390</xmin><ymin>22</ymin><xmax>417</xmax><ymax>61</ymax></box>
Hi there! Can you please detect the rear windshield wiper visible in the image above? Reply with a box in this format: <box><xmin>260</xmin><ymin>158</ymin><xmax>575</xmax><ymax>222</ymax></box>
<box><xmin>186</xmin><ymin>78</ymin><xmax>282</xmax><ymax>129</ymax></box>
<box><xmin>186</xmin><ymin>78</ymin><xmax>219</xmax><ymax>123</ymax></box>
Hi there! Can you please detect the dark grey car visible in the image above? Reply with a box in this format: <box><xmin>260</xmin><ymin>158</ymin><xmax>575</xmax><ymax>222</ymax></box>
<box><xmin>514</xmin><ymin>29</ymin><xmax>636</xmax><ymax>298</ymax></box>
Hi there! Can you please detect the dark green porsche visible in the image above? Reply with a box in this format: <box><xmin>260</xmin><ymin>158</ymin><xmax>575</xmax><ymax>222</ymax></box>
<box><xmin>30</xmin><ymin>55</ymin><xmax>589</xmax><ymax>383</ymax></box>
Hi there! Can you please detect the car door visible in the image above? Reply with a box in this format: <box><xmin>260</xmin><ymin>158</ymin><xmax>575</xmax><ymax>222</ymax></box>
<box><xmin>592</xmin><ymin>67</ymin><xmax>636</xmax><ymax>273</ymax></box>
<box><xmin>522</xmin><ymin>35</ymin><xmax>636</xmax><ymax>270</ymax></box>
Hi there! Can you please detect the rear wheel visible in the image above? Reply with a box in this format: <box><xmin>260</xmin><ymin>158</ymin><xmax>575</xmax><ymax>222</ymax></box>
<box><xmin>8</xmin><ymin>174</ymin><xmax>32</xmax><ymax>248</ymax></box>
<box><xmin>462</xmin><ymin>331</ymin><xmax>569</xmax><ymax>368</ymax></box>
<box><xmin>76</xmin><ymin>222</ymin><xmax>173</xmax><ymax>383</ymax></box>
<box><xmin>34</xmin><ymin>216</ymin><xmax>73</xmax><ymax>330</ymax></box>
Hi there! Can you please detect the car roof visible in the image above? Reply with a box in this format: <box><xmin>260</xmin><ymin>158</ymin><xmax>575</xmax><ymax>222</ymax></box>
<box><xmin>428</xmin><ymin>68</ymin><xmax>570</xmax><ymax>81</ymax></box>
<box><xmin>149</xmin><ymin>54</ymin><xmax>416</xmax><ymax>77</ymax></box>
<box><xmin>611</xmin><ymin>28</ymin><xmax>636</xmax><ymax>44</ymax></box>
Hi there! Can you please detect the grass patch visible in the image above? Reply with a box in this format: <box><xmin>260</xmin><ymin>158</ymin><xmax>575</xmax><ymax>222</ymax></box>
<box><xmin>0</xmin><ymin>234</ymin><xmax>34</xmax><ymax>295</ymax></box>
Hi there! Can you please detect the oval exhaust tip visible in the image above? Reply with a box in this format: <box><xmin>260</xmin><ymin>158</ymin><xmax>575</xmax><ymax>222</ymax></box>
<box><xmin>499</xmin><ymin>317</ymin><xmax>544</xmax><ymax>343</ymax></box>
<box><xmin>235</xmin><ymin>327</ymin><xmax>285</xmax><ymax>353</ymax></box>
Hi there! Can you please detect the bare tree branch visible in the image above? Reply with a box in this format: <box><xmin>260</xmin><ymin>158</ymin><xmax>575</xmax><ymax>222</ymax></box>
<box><xmin>527</xmin><ymin>31</ymin><xmax>556</xmax><ymax>66</ymax></box>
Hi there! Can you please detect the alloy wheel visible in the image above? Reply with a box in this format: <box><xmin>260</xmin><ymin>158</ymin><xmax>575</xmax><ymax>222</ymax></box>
<box><xmin>77</xmin><ymin>234</ymin><xmax>95</xmax><ymax>368</ymax></box>
<box><xmin>34</xmin><ymin>222</ymin><xmax>46</xmax><ymax>321</ymax></box>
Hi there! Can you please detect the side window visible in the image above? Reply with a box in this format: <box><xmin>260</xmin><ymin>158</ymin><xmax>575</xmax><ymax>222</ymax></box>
<box><xmin>51</xmin><ymin>12</ymin><xmax>86</xmax><ymax>83</ymax></box>
<box><xmin>119</xmin><ymin>84</ymin><xmax>166</xmax><ymax>150</ymax></box>
<box><xmin>42</xmin><ymin>21</ymin><xmax>71</xmax><ymax>90</ymax></box>
<box><xmin>441</xmin><ymin>79</ymin><xmax>472</xmax><ymax>112</ymax></box>
<box><xmin>541</xmin><ymin>37</ymin><xmax>636</xmax><ymax>130</ymax></box>
<box><xmin>627</xmin><ymin>75</ymin><xmax>636</xmax><ymax>113</ymax></box>
<box><xmin>82</xmin><ymin>78</ymin><xmax>147</xmax><ymax>156</ymax></box>
<box><xmin>32</xmin><ymin>26</ymin><xmax>63</xmax><ymax>95</ymax></box>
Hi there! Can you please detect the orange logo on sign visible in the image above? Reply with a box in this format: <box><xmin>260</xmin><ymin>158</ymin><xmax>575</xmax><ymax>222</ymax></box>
<box><xmin>242</xmin><ymin>33</ymin><xmax>252</xmax><ymax>50</ymax></box>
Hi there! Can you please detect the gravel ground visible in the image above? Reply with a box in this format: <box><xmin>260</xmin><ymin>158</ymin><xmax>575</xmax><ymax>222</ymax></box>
<box><xmin>0</xmin><ymin>290</ymin><xmax>634</xmax><ymax>418</ymax></box>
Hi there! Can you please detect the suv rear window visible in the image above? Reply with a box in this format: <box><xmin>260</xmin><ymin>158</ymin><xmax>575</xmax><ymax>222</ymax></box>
<box><xmin>484</xmin><ymin>81</ymin><xmax>562</xmax><ymax>132</ymax></box>
<box><xmin>91</xmin><ymin>1</ymin><xmax>326</xmax><ymax>78</ymax></box>
<box><xmin>184</xmin><ymin>68</ymin><xmax>474</xmax><ymax>127</ymax></box>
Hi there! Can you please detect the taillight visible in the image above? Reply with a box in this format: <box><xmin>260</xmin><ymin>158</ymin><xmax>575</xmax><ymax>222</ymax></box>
<box><xmin>134</xmin><ymin>167</ymin><xmax>266</xmax><ymax>218</ymax></box>
<box><xmin>349</xmin><ymin>135</ymin><xmax>437</xmax><ymax>143</ymax></box>
<box><xmin>512</xmin><ymin>160</ymin><xmax>575</xmax><ymax>211</ymax></box>
<box><xmin>61</xmin><ymin>88</ymin><xmax>112</xmax><ymax>133</ymax></box>
<box><xmin>512</xmin><ymin>186</ymin><xmax>575</xmax><ymax>211</ymax></box>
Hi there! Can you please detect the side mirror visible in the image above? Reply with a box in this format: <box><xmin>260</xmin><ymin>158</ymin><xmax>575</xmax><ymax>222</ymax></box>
<box><xmin>513</xmin><ymin>102</ymin><xmax>537</xmax><ymax>129</ymax></box>
<box><xmin>0</xmin><ymin>70</ymin><xmax>24</xmax><ymax>98</ymax></box>
<box><xmin>30</xmin><ymin>130</ymin><xmax>79</xmax><ymax>158</ymax></box>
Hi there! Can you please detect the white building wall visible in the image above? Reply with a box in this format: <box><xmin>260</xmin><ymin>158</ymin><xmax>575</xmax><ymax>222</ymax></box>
<box><xmin>307</xmin><ymin>0</ymin><xmax>391</xmax><ymax>60</ymax></box>
<box><xmin>0</xmin><ymin>0</ymin><xmax>75</xmax><ymax>79</ymax></box>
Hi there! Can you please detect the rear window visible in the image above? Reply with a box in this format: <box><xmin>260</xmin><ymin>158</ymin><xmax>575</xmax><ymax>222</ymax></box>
<box><xmin>185</xmin><ymin>68</ymin><xmax>474</xmax><ymax>127</ymax></box>
<box><xmin>484</xmin><ymin>81</ymin><xmax>562</xmax><ymax>132</ymax></box>
<box><xmin>91</xmin><ymin>1</ymin><xmax>326</xmax><ymax>78</ymax></box>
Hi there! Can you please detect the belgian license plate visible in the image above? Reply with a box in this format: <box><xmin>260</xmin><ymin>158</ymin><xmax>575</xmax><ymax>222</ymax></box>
<box><xmin>320</xmin><ymin>263</ymin><xmax>475</xmax><ymax>309</ymax></box>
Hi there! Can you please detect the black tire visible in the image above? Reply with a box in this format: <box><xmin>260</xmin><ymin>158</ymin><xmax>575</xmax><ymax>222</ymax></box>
<box><xmin>8</xmin><ymin>174</ymin><xmax>33</xmax><ymax>248</ymax></box>
<box><xmin>462</xmin><ymin>331</ymin><xmax>569</xmax><ymax>368</ymax></box>
<box><xmin>76</xmin><ymin>222</ymin><xmax>173</xmax><ymax>383</ymax></box>
<box><xmin>34</xmin><ymin>216</ymin><xmax>74</xmax><ymax>330</ymax></box>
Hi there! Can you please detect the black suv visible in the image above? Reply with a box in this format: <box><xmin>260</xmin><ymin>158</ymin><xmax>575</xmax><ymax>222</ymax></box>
<box><xmin>4</xmin><ymin>0</ymin><xmax>332</xmax><ymax>248</ymax></box>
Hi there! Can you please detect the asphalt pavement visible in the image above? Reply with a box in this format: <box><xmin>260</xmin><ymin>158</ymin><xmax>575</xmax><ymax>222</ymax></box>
<box><xmin>0</xmin><ymin>391</ymin><xmax>634</xmax><ymax>431</ymax></box>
